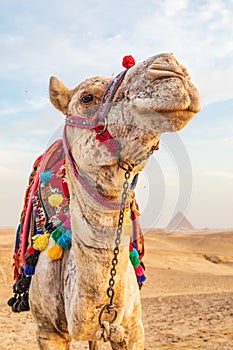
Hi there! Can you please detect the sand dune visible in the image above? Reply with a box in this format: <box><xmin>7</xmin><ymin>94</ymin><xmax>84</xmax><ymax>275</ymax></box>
<box><xmin>1</xmin><ymin>228</ymin><xmax>233</xmax><ymax>349</ymax></box>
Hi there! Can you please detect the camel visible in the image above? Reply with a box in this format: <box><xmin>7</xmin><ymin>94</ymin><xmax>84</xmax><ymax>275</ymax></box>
<box><xmin>27</xmin><ymin>53</ymin><xmax>200</xmax><ymax>349</ymax></box>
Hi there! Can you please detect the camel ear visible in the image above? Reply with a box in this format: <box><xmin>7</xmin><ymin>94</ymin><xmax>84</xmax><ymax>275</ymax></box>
<box><xmin>49</xmin><ymin>76</ymin><xmax>72</xmax><ymax>114</ymax></box>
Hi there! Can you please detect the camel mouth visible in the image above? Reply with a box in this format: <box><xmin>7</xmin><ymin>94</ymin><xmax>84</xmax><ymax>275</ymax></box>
<box><xmin>161</xmin><ymin>109</ymin><xmax>195</xmax><ymax>118</ymax></box>
<box><xmin>129</xmin><ymin>104</ymin><xmax>197</xmax><ymax>133</ymax></box>
<box><xmin>131</xmin><ymin>100</ymin><xmax>199</xmax><ymax>116</ymax></box>
<box><xmin>158</xmin><ymin>109</ymin><xmax>196</xmax><ymax>131</ymax></box>
<box><xmin>158</xmin><ymin>106</ymin><xmax>199</xmax><ymax>115</ymax></box>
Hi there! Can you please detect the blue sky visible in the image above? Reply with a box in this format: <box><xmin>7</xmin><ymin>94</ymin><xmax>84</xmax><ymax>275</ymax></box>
<box><xmin>0</xmin><ymin>0</ymin><xmax>233</xmax><ymax>229</ymax></box>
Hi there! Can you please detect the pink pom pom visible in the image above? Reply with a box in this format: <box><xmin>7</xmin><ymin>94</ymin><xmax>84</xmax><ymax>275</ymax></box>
<box><xmin>63</xmin><ymin>215</ymin><xmax>71</xmax><ymax>229</ymax></box>
<box><xmin>134</xmin><ymin>264</ymin><xmax>145</xmax><ymax>277</ymax></box>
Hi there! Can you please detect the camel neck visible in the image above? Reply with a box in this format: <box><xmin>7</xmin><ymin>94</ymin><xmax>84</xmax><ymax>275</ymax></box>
<box><xmin>66</xmin><ymin>161</ymin><xmax>132</xmax><ymax>249</ymax></box>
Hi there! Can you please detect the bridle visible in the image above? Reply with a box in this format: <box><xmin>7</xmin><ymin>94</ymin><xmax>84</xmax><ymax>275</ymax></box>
<box><xmin>63</xmin><ymin>69</ymin><xmax>130</xmax><ymax>210</ymax></box>
<box><xmin>65</xmin><ymin>70</ymin><xmax>127</xmax><ymax>131</ymax></box>
<box><xmin>63</xmin><ymin>66</ymin><xmax>159</xmax><ymax>212</ymax></box>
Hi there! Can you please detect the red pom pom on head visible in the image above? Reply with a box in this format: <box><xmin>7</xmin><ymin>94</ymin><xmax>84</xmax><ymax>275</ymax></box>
<box><xmin>122</xmin><ymin>55</ymin><xmax>135</xmax><ymax>69</ymax></box>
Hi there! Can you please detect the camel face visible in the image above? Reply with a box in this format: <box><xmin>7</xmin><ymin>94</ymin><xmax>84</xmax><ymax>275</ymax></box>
<box><xmin>49</xmin><ymin>53</ymin><xmax>200</xmax><ymax>178</ymax></box>
<box><xmin>113</xmin><ymin>53</ymin><xmax>201</xmax><ymax>133</ymax></box>
<box><xmin>50</xmin><ymin>54</ymin><xmax>200</xmax><ymax>130</ymax></box>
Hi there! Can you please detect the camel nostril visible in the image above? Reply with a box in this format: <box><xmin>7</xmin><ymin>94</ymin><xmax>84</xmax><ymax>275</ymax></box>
<box><xmin>147</xmin><ymin>55</ymin><xmax>185</xmax><ymax>81</ymax></box>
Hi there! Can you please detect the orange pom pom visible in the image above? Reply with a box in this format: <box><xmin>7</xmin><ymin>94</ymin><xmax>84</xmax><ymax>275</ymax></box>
<box><xmin>48</xmin><ymin>244</ymin><xmax>63</xmax><ymax>260</ymax></box>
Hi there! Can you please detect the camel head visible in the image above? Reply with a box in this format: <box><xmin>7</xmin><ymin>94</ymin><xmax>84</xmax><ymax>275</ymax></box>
<box><xmin>49</xmin><ymin>53</ymin><xmax>200</xmax><ymax>200</ymax></box>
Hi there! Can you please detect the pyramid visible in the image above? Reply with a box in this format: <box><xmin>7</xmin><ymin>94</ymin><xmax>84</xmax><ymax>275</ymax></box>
<box><xmin>167</xmin><ymin>211</ymin><xmax>195</xmax><ymax>232</ymax></box>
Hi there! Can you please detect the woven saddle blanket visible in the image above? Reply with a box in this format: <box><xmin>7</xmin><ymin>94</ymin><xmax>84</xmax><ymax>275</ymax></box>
<box><xmin>9</xmin><ymin>139</ymin><xmax>146</xmax><ymax>312</ymax></box>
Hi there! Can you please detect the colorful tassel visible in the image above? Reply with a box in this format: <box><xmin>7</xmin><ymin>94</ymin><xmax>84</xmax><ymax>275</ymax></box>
<box><xmin>51</xmin><ymin>227</ymin><xmax>63</xmax><ymax>241</ymax></box>
<box><xmin>25</xmin><ymin>250</ymin><xmax>40</xmax><ymax>266</ymax></box>
<box><xmin>48</xmin><ymin>244</ymin><xmax>63</xmax><ymax>260</ymax></box>
<box><xmin>129</xmin><ymin>242</ymin><xmax>147</xmax><ymax>286</ymax></box>
<box><xmin>8</xmin><ymin>295</ymin><xmax>17</xmax><ymax>307</ymax></box>
<box><xmin>129</xmin><ymin>248</ymin><xmax>140</xmax><ymax>268</ymax></box>
<box><xmin>63</xmin><ymin>215</ymin><xmax>71</xmax><ymax>228</ymax></box>
<box><xmin>32</xmin><ymin>232</ymin><xmax>50</xmax><ymax>251</ymax></box>
<box><xmin>137</xmin><ymin>274</ymin><xmax>146</xmax><ymax>283</ymax></box>
<box><xmin>134</xmin><ymin>264</ymin><xmax>145</xmax><ymax>277</ymax></box>
<box><xmin>48</xmin><ymin>193</ymin><xmax>64</xmax><ymax>207</ymax></box>
<box><xmin>57</xmin><ymin>234</ymin><xmax>71</xmax><ymax>249</ymax></box>
<box><xmin>35</xmin><ymin>229</ymin><xmax>44</xmax><ymax>235</ymax></box>
<box><xmin>40</xmin><ymin>171</ymin><xmax>53</xmax><ymax>185</ymax></box>
<box><xmin>24</xmin><ymin>265</ymin><xmax>35</xmax><ymax>276</ymax></box>
<box><xmin>64</xmin><ymin>229</ymin><xmax>72</xmax><ymax>239</ymax></box>
<box><xmin>26</xmin><ymin>247</ymin><xmax>35</xmax><ymax>255</ymax></box>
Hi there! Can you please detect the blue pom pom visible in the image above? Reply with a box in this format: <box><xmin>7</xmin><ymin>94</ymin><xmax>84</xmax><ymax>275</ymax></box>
<box><xmin>40</xmin><ymin>172</ymin><xmax>53</xmax><ymax>185</ymax></box>
<box><xmin>36</xmin><ymin>229</ymin><xmax>44</xmax><ymax>235</ymax></box>
<box><xmin>24</xmin><ymin>265</ymin><xmax>35</xmax><ymax>276</ymax></box>
<box><xmin>57</xmin><ymin>234</ymin><xmax>71</xmax><ymax>249</ymax></box>
<box><xmin>64</xmin><ymin>229</ymin><xmax>72</xmax><ymax>239</ymax></box>
<box><xmin>137</xmin><ymin>274</ymin><xmax>146</xmax><ymax>283</ymax></box>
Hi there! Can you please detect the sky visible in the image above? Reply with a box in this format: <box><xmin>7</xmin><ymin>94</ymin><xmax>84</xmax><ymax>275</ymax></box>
<box><xmin>0</xmin><ymin>0</ymin><xmax>233</xmax><ymax>229</ymax></box>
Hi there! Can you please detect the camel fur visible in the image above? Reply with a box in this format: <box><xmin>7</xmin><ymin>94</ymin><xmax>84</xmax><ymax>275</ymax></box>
<box><xmin>29</xmin><ymin>53</ymin><xmax>201</xmax><ymax>349</ymax></box>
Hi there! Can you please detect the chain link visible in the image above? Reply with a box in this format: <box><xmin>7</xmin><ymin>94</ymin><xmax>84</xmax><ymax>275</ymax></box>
<box><xmin>106</xmin><ymin>168</ymin><xmax>131</xmax><ymax>306</ymax></box>
<box><xmin>118</xmin><ymin>142</ymin><xmax>159</xmax><ymax>172</ymax></box>
<box><xmin>98</xmin><ymin>141</ymin><xmax>159</xmax><ymax>327</ymax></box>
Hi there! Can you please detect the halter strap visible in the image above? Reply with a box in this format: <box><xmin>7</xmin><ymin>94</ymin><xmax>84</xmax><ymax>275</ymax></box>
<box><xmin>65</xmin><ymin>70</ymin><xmax>128</xmax><ymax>130</ymax></box>
<box><xmin>63</xmin><ymin>69</ymin><xmax>129</xmax><ymax>210</ymax></box>
<box><xmin>63</xmin><ymin>127</ymin><xmax>122</xmax><ymax>210</ymax></box>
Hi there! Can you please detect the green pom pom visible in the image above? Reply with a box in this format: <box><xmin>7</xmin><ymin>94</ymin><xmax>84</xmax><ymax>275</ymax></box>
<box><xmin>51</xmin><ymin>228</ymin><xmax>63</xmax><ymax>241</ymax></box>
<box><xmin>129</xmin><ymin>248</ymin><xmax>140</xmax><ymax>268</ymax></box>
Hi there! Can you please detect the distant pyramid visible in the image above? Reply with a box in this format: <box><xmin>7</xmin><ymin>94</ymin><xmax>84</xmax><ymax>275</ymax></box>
<box><xmin>167</xmin><ymin>211</ymin><xmax>195</xmax><ymax>232</ymax></box>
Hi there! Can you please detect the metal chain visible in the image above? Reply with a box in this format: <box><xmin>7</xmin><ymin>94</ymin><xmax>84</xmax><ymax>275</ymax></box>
<box><xmin>98</xmin><ymin>168</ymin><xmax>132</xmax><ymax>326</ymax></box>
<box><xmin>118</xmin><ymin>142</ymin><xmax>159</xmax><ymax>172</ymax></box>
<box><xmin>106</xmin><ymin>168</ymin><xmax>131</xmax><ymax>304</ymax></box>
<box><xmin>134</xmin><ymin>143</ymin><xmax>159</xmax><ymax>166</ymax></box>
<box><xmin>98</xmin><ymin>141</ymin><xmax>159</xmax><ymax>328</ymax></box>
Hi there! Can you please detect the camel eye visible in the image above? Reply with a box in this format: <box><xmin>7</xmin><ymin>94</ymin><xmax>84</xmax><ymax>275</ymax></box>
<box><xmin>81</xmin><ymin>94</ymin><xmax>93</xmax><ymax>104</ymax></box>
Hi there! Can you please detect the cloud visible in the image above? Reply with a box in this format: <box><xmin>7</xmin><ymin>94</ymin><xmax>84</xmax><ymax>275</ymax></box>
<box><xmin>161</xmin><ymin>0</ymin><xmax>189</xmax><ymax>16</ymax></box>
<box><xmin>0</xmin><ymin>106</ymin><xmax>23</xmax><ymax>116</ymax></box>
<box><xmin>0</xmin><ymin>0</ymin><xmax>233</xmax><ymax>228</ymax></box>
<box><xmin>134</xmin><ymin>1</ymin><xmax>233</xmax><ymax>104</ymax></box>
<box><xmin>1</xmin><ymin>0</ymin><xmax>233</xmax><ymax>104</ymax></box>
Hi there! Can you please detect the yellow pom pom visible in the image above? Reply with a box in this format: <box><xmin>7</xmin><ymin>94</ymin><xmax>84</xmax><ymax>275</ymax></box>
<box><xmin>131</xmin><ymin>199</ymin><xmax>141</xmax><ymax>216</ymax></box>
<box><xmin>48</xmin><ymin>193</ymin><xmax>64</xmax><ymax>207</ymax></box>
<box><xmin>48</xmin><ymin>244</ymin><xmax>63</xmax><ymax>260</ymax></box>
<box><xmin>32</xmin><ymin>233</ymin><xmax>50</xmax><ymax>251</ymax></box>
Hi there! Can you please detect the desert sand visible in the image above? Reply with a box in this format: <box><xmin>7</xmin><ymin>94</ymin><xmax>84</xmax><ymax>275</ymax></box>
<box><xmin>1</xmin><ymin>228</ymin><xmax>233</xmax><ymax>349</ymax></box>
